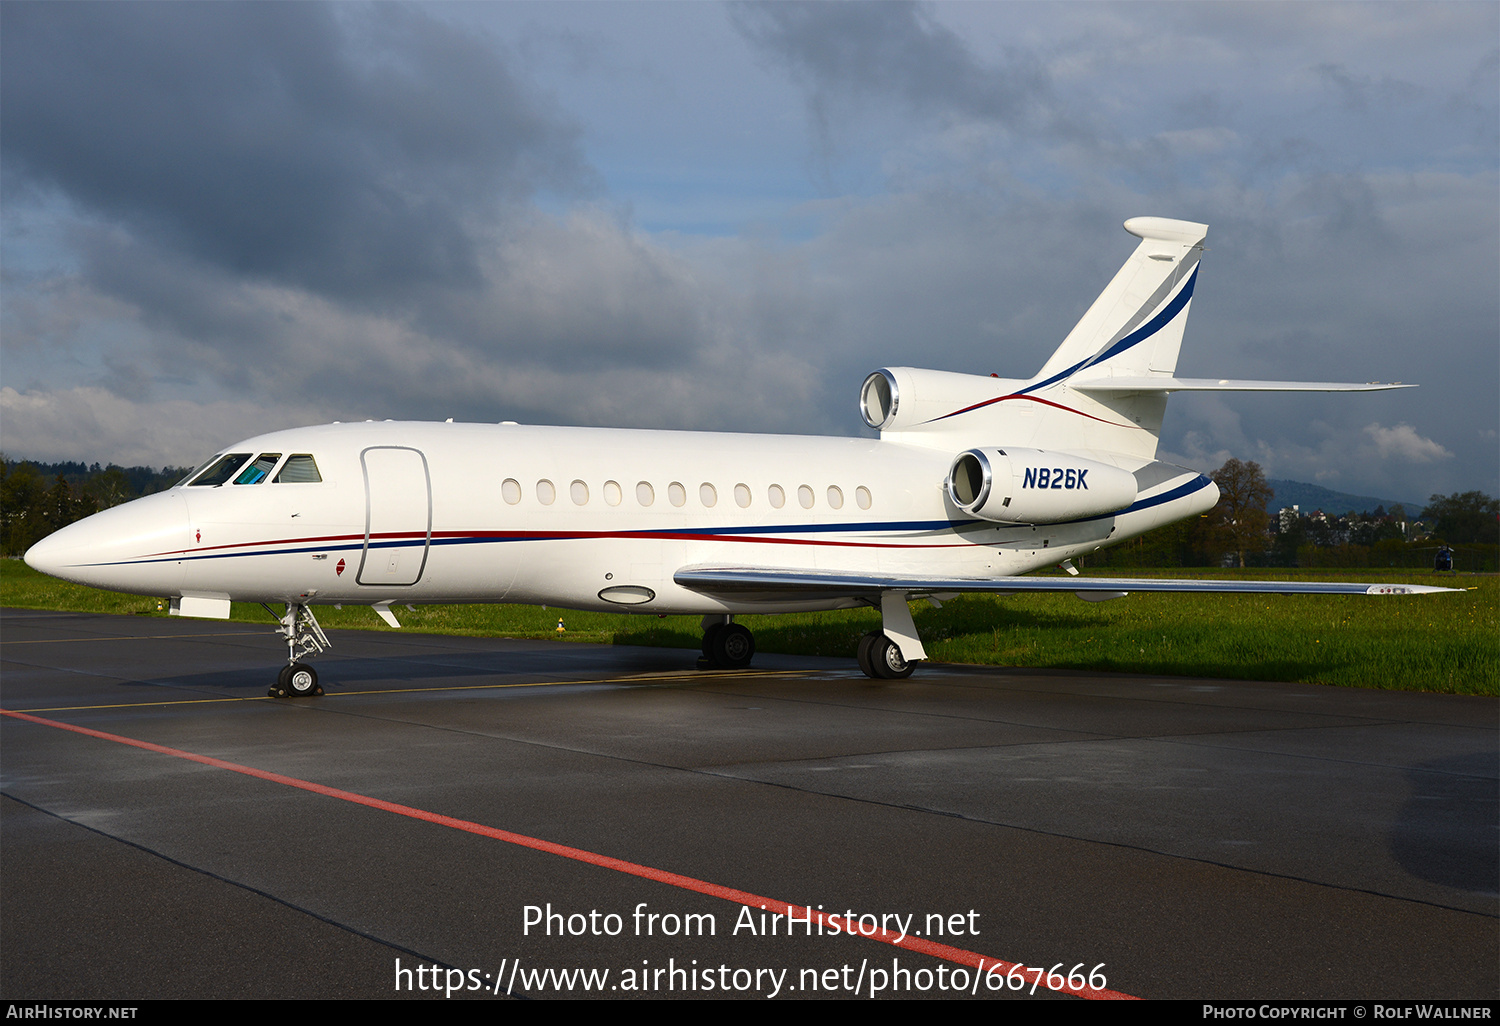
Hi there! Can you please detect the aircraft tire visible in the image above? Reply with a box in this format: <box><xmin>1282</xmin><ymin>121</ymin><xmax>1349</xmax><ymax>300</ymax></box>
<box><xmin>285</xmin><ymin>662</ymin><xmax>319</xmax><ymax>697</ymax></box>
<box><xmin>711</xmin><ymin>623</ymin><xmax>755</xmax><ymax>669</ymax></box>
<box><xmin>856</xmin><ymin>631</ymin><xmax>882</xmax><ymax>678</ymax></box>
<box><xmin>872</xmin><ymin>635</ymin><xmax>916</xmax><ymax>680</ymax></box>
<box><xmin>701</xmin><ymin>623</ymin><xmax>724</xmax><ymax>657</ymax></box>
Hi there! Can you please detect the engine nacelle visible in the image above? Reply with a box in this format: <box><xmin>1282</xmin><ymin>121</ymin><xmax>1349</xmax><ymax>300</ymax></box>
<box><xmin>860</xmin><ymin>367</ymin><xmax>1027</xmax><ymax>433</ymax></box>
<box><xmin>946</xmin><ymin>447</ymin><xmax>1137</xmax><ymax>524</ymax></box>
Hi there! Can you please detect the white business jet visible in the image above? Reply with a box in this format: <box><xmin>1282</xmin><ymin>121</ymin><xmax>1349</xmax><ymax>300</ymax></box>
<box><xmin>24</xmin><ymin>218</ymin><xmax>1453</xmax><ymax>697</ymax></box>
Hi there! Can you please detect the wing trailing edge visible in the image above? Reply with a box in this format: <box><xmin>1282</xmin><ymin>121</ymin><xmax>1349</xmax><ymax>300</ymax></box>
<box><xmin>1070</xmin><ymin>377</ymin><xmax>1414</xmax><ymax>393</ymax></box>
<box><xmin>673</xmin><ymin>565</ymin><xmax>1459</xmax><ymax>602</ymax></box>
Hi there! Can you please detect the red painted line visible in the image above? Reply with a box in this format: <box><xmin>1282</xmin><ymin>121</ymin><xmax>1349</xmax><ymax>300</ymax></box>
<box><xmin>928</xmin><ymin>392</ymin><xmax>1139</xmax><ymax>429</ymax></box>
<box><xmin>139</xmin><ymin>531</ymin><xmax>368</xmax><ymax>558</ymax></box>
<box><xmin>433</xmin><ymin>530</ymin><xmax>974</xmax><ymax>551</ymax></box>
<box><xmin>3</xmin><ymin>706</ymin><xmax>1135</xmax><ymax>1000</ymax></box>
<box><xmin>142</xmin><ymin>529</ymin><xmax>977</xmax><ymax>561</ymax></box>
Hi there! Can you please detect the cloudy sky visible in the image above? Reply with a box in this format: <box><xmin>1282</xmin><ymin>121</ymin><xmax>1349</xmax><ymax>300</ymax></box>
<box><xmin>2</xmin><ymin>1</ymin><xmax>1495</xmax><ymax>502</ymax></box>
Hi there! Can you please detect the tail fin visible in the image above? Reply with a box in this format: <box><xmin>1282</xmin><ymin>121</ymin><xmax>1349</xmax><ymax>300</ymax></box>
<box><xmin>867</xmin><ymin>218</ymin><xmax>1208</xmax><ymax>460</ymax></box>
<box><xmin>1034</xmin><ymin>216</ymin><xmax>1208</xmax><ymax>385</ymax></box>
<box><xmin>1006</xmin><ymin>217</ymin><xmax>1208</xmax><ymax>460</ymax></box>
<box><xmin>869</xmin><ymin>216</ymin><xmax>1404</xmax><ymax>461</ymax></box>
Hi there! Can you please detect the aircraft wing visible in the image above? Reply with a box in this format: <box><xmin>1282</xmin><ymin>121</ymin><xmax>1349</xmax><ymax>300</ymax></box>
<box><xmin>1069</xmin><ymin>377</ymin><xmax>1412</xmax><ymax>393</ymax></box>
<box><xmin>673</xmin><ymin>565</ymin><xmax>1459</xmax><ymax>601</ymax></box>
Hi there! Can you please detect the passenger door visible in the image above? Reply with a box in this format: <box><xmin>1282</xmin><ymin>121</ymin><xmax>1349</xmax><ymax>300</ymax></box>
<box><xmin>357</xmin><ymin>446</ymin><xmax>431</xmax><ymax>587</ymax></box>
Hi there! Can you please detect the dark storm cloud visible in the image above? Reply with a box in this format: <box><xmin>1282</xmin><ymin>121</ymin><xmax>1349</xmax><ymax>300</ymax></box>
<box><xmin>731</xmin><ymin>0</ymin><xmax>1051</xmax><ymax>128</ymax></box>
<box><xmin>0</xmin><ymin>2</ymin><xmax>593</xmax><ymax>302</ymax></box>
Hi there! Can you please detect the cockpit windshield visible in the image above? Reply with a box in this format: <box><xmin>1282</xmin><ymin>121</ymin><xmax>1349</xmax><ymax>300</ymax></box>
<box><xmin>233</xmin><ymin>454</ymin><xmax>282</xmax><ymax>485</ymax></box>
<box><xmin>186</xmin><ymin>453</ymin><xmax>252</xmax><ymax>487</ymax></box>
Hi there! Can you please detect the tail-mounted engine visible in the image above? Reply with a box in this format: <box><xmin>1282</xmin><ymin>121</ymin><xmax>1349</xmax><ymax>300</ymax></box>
<box><xmin>860</xmin><ymin>367</ymin><xmax>1027</xmax><ymax>434</ymax></box>
<box><xmin>946</xmin><ymin>447</ymin><xmax>1137</xmax><ymax>524</ymax></box>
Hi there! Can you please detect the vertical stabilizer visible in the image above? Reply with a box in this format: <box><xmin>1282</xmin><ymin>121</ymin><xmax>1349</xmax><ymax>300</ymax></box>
<box><xmin>870</xmin><ymin>218</ymin><xmax>1209</xmax><ymax>461</ymax></box>
<box><xmin>1007</xmin><ymin>217</ymin><xmax>1207</xmax><ymax>459</ymax></box>
<box><xmin>1035</xmin><ymin>217</ymin><xmax>1207</xmax><ymax>384</ymax></box>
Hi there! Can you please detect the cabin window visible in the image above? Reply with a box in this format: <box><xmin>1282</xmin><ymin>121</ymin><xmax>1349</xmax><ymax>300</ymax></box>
<box><xmin>797</xmin><ymin>484</ymin><xmax>815</xmax><ymax>509</ymax></box>
<box><xmin>501</xmin><ymin>478</ymin><xmax>522</xmax><ymax>504</ymax></box>
<box><xmin>274</xmin><ymin>454</ymin><xmax>322</xmax><ymax>483</ymax></box>
<box><xmin>187</xmin><ymin>453</ymin><xmax>252</xmax><ymax>487</ymax></box>
<box><xmin>734</xmin><ymin>483</ymin><xmax>751</xmax><ymax>508</ymax></box>
<box><xmin>233</xmin><ymin>454</ymin><xmax>282</xmax><ymax>485</ymax></box>
<box><xmin>856</xmin><ymin>486</ymin><xmax>872</xmax><ymax>510</ymax></box>
<box><xmin>537</xmin><ymin>480</ymin><xmax>556</xmax><ymax>505</ymax></box>
<box><xmin>768</xmin><ymin>484</ymin><xmax>785</xmax><ymax>509</ymax></box>
<box><xmin>826</xmin><ymin>485</ymin><xmax>844</xmax><ymax>510</ymax></box>
<box><xmin>604</xmin><ymin>480</ymin><xmax>622</xmax><ymax>506</ymax></box>
<box><xmin>668</xmin><ymin>482</ymin><xmax>686</xmax><ymax>507</ymax></box>
<box><xmin>636</xmin><ymin>482</ymin><xmax>655</xmax><ymax>506</ymax></box>
<box><xmin>570</xmin><ymin>480</ymin><xmax>590</xmax><ymax>505</ymax></box>
<box><xmin>699</xmin><ymin>483</ymin><xmax>717</xmax><ymax>507</ymax></box>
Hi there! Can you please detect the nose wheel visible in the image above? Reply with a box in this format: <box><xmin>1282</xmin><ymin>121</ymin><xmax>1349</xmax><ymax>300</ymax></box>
<box><xmin>271</xmin><ymin>662</ymin><xmax>322</xmax><ymax>698</ymax></box>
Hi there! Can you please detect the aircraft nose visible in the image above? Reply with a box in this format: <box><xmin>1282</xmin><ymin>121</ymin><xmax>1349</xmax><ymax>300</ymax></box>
<box><xmin>22</xmin><ymin>530</ymin><xmax>66</xmax><ymax>577</ymax></box>
<box><xmin>23</xmin><ymin>491</ymin><xmax>190</xmax><ymax>596</ymax></box>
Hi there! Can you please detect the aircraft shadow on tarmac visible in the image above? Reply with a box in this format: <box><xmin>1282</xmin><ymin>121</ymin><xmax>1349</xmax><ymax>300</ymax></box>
<box><xmin>1392</xmin><ymin>752</ymin><xmax>1500</xmax><ymax>895</ymax></box>
<box><xmin>130</xmin><ymin>638</ymin><xmax>718</xmax><ymax>694</ymax></box>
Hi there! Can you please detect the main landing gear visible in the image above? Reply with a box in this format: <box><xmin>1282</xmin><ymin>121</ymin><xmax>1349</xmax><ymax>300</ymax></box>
<box><xmin>265</xmin><ymin>602</ymin><xmax>329</xmax><ymax>698</ymax></box>
<box><xmin>852</xmin><ymin>591</ymin><xmax>928</xmax><ymax>680</ymax></box>
<box><xmin>699</xmin><ymin>615</ymin><xmax>755</xmax><ymax>669</ymax></box>
<box><xmin>856</xmin><ymin>630</ymin><xmax>915</xmax><ymax>679</ymax></box>
<box><xmin>696</xmin><ymin>591</ymin><xmax>930</xmax><ymax>680</ymax></box>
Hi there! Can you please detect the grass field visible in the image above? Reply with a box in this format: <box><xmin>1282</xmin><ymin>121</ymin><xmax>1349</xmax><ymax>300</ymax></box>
<box><xmin>2</xmin><ymin>559</ymin><xmax>1494</xmax><ymax>695</ymax></box>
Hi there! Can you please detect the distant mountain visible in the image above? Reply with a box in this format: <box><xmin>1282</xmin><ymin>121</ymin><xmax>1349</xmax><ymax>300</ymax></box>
<box><xmin>1263</xmin><ymin>479</ymin><xmax>1424</xmax><ymax>517</ymax></box>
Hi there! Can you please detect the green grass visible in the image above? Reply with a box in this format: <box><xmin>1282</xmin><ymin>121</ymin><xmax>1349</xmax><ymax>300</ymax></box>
<box><xmin>3</xmin><ymin>559</ymin><xmax>1493</xmax><ymax>695</ymax></box>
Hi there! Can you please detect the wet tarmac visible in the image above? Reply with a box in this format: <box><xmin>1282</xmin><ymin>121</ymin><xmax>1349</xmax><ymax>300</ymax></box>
<box><xmin>2</xmin><ymin>608</ymin><xmax>1495</xmax><ymax>1000</ymax></box>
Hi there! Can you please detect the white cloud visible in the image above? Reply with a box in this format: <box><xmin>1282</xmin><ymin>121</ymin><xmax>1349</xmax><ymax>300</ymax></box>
<box><xmin>1363</xmin><ymin>422</ymin><xmax>1453</xmax><ymax>462</ymax></box>
<box><xmin>0</xmin><ymin>386</ymin><xmax>305</xmax><ymax>468</ymax></box>
<box><xmin>2</xmin><ymin>1</ymin><xmax>1494</xmax><ymax>503</ymax></box>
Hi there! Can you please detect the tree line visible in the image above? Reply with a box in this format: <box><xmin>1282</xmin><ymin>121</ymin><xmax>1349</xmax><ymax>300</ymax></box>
<box><xmin>1085</xmin><ymin>458</ymin><xmax>1498</xmax><ymax>572</ymax></box>
<box><xmin>1</xmin><ymin>457</ymin><xmax>191</xmax><ymax>557</ymax></box>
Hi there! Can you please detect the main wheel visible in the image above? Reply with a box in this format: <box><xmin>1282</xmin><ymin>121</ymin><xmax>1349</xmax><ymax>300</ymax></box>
<box><xmin>285</xmin><ymin>662</ymin><xmax>319</xmax><ymax>696</ymax></box>
<box><xmin>710</xmin><ymin>623</ymin><xmax>755</xmax><ymax>669</ymax></box>
<box><xmin>701</xmin><ymin>623</ymin><xmax>724</xmax><ymax>657</ymax></box>
<box><xmin>871</xmin><ymin>635</ymin><xmax>915</xmax><ymax>679</ymax></box>
<box><xmin>856</xmin><ymin>631</ymin><xmax>883</xmax><ymax>678</ymax></box>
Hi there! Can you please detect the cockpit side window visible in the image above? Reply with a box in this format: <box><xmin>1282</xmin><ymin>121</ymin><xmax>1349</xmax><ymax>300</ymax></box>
<box><xmin>187</xmin><ymin>453</ymin><xmax>252</xmax><ymax>487</ymax></box>
<box><xmin>274</xmin><ymin>455</ymin><xmax>322</xmax><ymax>483</ymax></box>
<box><xmin>233</xmin><ymin>453</ymin><xmax>282</xmax><ymax>485</ymax></box>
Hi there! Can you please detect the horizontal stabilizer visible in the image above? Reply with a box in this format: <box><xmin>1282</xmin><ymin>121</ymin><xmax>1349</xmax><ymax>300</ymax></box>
<box><xmin>1071</xmin><ymin>377</ymin><xmax>1414</xmax><ymax>393</ymax></box>
<box><xmin>675</xmin><ymin>566</ymin><xmax>1458</xmax><ymax>602</ymax></box>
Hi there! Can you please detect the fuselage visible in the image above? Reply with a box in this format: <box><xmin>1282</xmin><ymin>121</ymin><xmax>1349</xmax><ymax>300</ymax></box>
<box><xmin>22</xmin><ymin>420</ymin><xmax>1217</xmax><ymax>615</ymax></box>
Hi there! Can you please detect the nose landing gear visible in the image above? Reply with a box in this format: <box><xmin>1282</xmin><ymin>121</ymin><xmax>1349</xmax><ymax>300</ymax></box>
<box><xmin>265</xmin><ymin>602</ymin><xmax>329</xmax><ymax>698</ymax></box>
